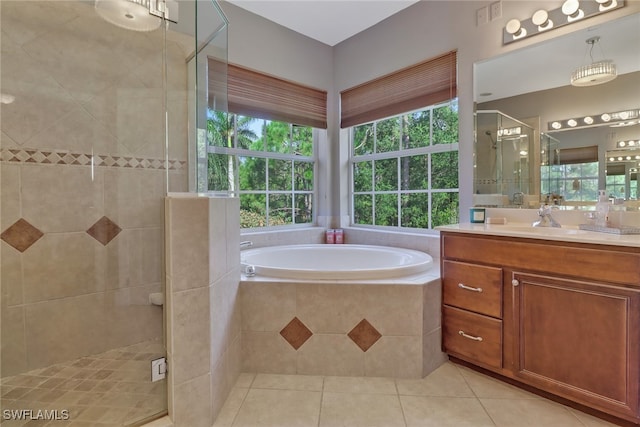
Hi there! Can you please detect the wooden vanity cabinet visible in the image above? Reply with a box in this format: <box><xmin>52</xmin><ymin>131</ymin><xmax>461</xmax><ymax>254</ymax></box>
<box><xmin>440</xmin><ymin>232</ymin><xmax>640</xmax><ymax>424</ymax></box>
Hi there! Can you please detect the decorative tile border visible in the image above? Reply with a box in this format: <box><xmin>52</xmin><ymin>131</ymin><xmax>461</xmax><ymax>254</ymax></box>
<box><xmin>0</xmin><ymin>148</ymin><xmax>187</xmax><ymax>171</ymax></box>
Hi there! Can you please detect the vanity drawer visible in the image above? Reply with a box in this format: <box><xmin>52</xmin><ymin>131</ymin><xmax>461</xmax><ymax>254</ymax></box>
<box><xmin>443</xmin><ymin>305</ymin><xmax>502</xmax><ymax>370</ymax></box>
<box><xmin>443</xmin><ymin>260</ymin><xmax>502</xmax><ymax>318</ymax></box>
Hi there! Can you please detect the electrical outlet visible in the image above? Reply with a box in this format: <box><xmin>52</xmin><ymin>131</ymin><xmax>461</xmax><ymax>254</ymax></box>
<box><xmin>490</xmin><ymin>1</ymin><xmax>502</xmax><ymax>20</ymax></box>
<box><xmin>476</xmin><ymin>6</ymin><xmax>489</xmax><ymax>26</ymax></box>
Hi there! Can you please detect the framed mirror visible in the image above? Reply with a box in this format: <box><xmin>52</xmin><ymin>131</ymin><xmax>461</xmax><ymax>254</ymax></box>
<box><xmin>474</xmin><ymin>12</ymin><xmax>640</xmax><ymax>209</ymax></box>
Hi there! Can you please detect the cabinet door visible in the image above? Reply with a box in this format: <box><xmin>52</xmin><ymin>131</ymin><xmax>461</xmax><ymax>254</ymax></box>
<box><xmin>512</xmin><ymin>272</ymin><xmax>640</xmax><ymax>420</ymax></box>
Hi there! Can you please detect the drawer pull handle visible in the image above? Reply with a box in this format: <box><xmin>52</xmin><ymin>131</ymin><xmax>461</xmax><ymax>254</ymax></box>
<box><xmin>458</xmin><ymin>330</ymin><xmax>483</xmax><ymax>342</ymax></box>
<box><xmin>458</xmin><ymin>283</ymin><xmax>483</xmax><ymax>293</ymax></box>
<box><xmin>512</xmin><ymin>279</ymin><xmax>520</xmax><ymax>287</ymax></box>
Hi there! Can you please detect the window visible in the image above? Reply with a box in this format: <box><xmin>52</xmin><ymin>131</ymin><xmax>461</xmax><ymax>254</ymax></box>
<box><xmin>351</xmin><ymin>101</ymin><xmax>459</xmax><ymax>229</ymax></box>
<box><xmin>541</xmin><ymin>162</ymin><xmax>599</xmax><ymax>201</ymax></box>
<box><xmin>342</xmin><ymin>50</ymin><xmax>459</xmax><ymax>230</ymax></box>
<box><xmin>206</xmin><ymin>61</ymin><xmax>326</xmax><ymax>228</ymax></box>
<box><xmin>207</xmin><ymin>112</ymin><xmax>315</xmax><ymax>228</ymax></box>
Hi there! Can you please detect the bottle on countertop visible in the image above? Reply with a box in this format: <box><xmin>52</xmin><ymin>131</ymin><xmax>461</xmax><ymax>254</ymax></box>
<box><xmin>595</xmin><ymin>190</ymin><xmax>610</xmax><ymax>228</ymax></box>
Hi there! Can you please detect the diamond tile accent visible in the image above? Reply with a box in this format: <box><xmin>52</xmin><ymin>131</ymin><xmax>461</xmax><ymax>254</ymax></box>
<box><xmin>86</xmin><ymin>216</ymin><xmax>122</xmax><ymax>246</ymax></box>
<box><xmin>280</xmin><ymin>317</ymin><xmax>313</xmax><ymax>350</ymax></box>
<box><xmin>1</xmin><ymin>219</ymin><xmax>44</xmax><ymax>252</ymax></box>
<box><xmin>348</xmin><ymin>319</ymin><xmax>382</xmax><ymax>352</ymax></box>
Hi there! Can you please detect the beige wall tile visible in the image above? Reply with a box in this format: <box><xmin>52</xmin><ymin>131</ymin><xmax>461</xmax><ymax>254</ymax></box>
<box><xmin>170</xmin><ymin>287</ymin><xmax>210</xmax><ymax>385</ymax></box>
<box><xmin>240</xmin><ymin>282</ymin><xmax>296</xmax><ymax>332</ymax></box>
<box><xmin>364</xmin><ymin>335</ymin><xmax>422</xmax><ymax>378</ymax></box>
<box><xmin>168</xmin><ymin>172</ymin><xmax>188</xmax><ymax>193</ymax></box>
<box><xmin>166</xmin><ymin>197</ymin><xmax>209</xmax><ymax>291</ymax></box>
<box><xmin>104</xmin><ymin>227</ymin><xmax>163</xmax><ymax>290</ymax></box>
<box><xmin>211</xmin><ymin>355</ymin><xmax>231</xmax><ymax>422</ymax></box>
<box><xmin>1</xmin><ymin>164</ymin><xmax>20</xmax><ymax>231</ymax></box>
<box><xmin>422</xmin><ymin>328</ymin><xmax>448</xmax><ymax>377</ymax></box>
<box><xmin>1</xmin><ymin>305</ymin><xmax>26</xmax><ymax>377</ymax></box>
<box><xmin>210</xmin><ymin>271</ymin><xmax>241</xmax><ymax>366</ymax></box>
<box><xmin>296</xmin><ymin>283</ymin><xmax>366</xmax><ymax>334</ymax></box>
<box><xmin>1</xmin><ymin>244</ymin><xmax>23</xmax><ymax>306</ymax></box>
<box><xmin>362</xmin><ymin>285</ymin><xmax>423</xmax><ymax>336</ymax></box>
<box><xmin>24</xmin><ymin>293</ymin><xmax>107</xmax><ymax>370</ymax></box>
<box><xmin>242</xmin><ymin>331</ymin><xmax>297</xmax><ymax>374</ymax></box>
<box><xmin>104</xmin><ymin>169</ymin><xmax>165</xmax><ymax>230</ymax></box>
<box><xmin>27</xmin><ymin>106</ymin><xmax>119</xmax><ymax>154</ymax></box>
<box><xmin>172</xmin><ymin>374</ymin><xmax>212</xmax><ymax>427</ymax></box>
<box><xmin>225</xmin><ymin>198</ymin><xmax>240</xmax><ymax>273</ymax></box>
<box><xmin>0</xmin><ymin>1</ymin><xmax>79</xmax><ymax>47</ymax></box>
<box><xmin>22</xmin><ymin>233</ymin><xmax>103</xmax><ymax>303</ymax></box>
<box><xmin>21</xmin><ymin>165</ymin><xmax>103</xmax><ymax>233</ymax></box>
<box><xmin>0</xmin><ymin>50</ymin><xmax>77</xmax><ymax>145</ymax></box>
<box><xmin>114</xmin><ymin>89</ymin><xmax>165</xmax><ymax>158</ymax></box>
<box><xmin>297</xmin><ymin>334</ymin><xmax>365</xmax><ymax>376</ymax></box>
<box><xmin>423</xmin><ymin>279</ymin><xmax>442</xmax><ymax>334</ymax></box>
<box><xmin>209</xmin><ymin>199</ymin><xmax>228</xmax><ymax>283</ymax></box>
<box><xmin>103</xmin><ymin>289</ymin><xmax>163</xmax><ymax>350</ymax></box>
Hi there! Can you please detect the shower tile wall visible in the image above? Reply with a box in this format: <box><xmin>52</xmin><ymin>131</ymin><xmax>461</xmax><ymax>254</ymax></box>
<box><xmin>0</xmin><ymin>0</ymin><xmax>189</xmax><ymax>379</ymax></box>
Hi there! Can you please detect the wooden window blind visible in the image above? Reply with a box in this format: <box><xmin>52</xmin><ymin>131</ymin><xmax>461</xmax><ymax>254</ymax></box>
<box><xmin>554</xmin><ymin>146</ymin><xmax>599</xmax><ymax>165</ymax></box>
<box><xmin>340</xmin><ymin>50</ymin><xmax>457</xmax><ymax>128</ymax></box>
<box><xmin>208</xmin><ymin>58</ymin><xmax>328</xmax><ymax>129</ymax></box>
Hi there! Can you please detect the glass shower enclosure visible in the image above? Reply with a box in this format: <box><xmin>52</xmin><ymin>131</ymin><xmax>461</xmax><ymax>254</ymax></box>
<box><xmin>0</xmin><ymin>1</ymin><xmax>227</xmax><ymax>425</ymax></box>
<box><xmin>474</xmin><ymin>110</ymin><xmax>535</xmax><ymax>207</ymax></box>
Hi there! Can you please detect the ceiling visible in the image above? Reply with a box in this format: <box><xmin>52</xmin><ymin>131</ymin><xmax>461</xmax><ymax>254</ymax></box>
<box><xmin>224</xmin><ymin>0</ymin><xmax>420</xmax><ymax>46</ymax></box>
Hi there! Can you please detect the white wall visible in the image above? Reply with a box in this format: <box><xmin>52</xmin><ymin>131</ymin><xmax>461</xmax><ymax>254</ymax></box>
<box><xmin>218</xmin><ymin>0</ymin><xmax>640</xmax><ymax>223</ymax></box>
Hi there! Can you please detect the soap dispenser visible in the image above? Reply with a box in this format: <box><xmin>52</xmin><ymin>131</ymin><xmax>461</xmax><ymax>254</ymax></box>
<box><xmin>595</xmin><ymin>190</ymin><xmax>610</xmax><ymax>228</ymax></box>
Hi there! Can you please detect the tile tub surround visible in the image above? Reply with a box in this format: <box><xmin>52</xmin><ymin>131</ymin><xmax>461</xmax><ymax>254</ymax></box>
<box><xmin>240</xmin><ymin>273</ymin><xmax>445</xmax><ymax>378</ymax></box>
<box><xmin>165</xmin><ymin>195</ymin><xmax>242</xmax><ymax>427</ymax></box>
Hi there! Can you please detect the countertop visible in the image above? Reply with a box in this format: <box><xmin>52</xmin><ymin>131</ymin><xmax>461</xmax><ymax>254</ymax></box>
<box><xmin>437</xmin><ymin>223</ymin><xmax>640</xmax><ymax>248</ymax></box>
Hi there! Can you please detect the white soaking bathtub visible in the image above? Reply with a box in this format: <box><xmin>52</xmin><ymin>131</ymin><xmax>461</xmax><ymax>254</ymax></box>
<box><xmin>240</xmin><ymin>244</ymin><xmax>433</xmax><ymax>280</ymax></box>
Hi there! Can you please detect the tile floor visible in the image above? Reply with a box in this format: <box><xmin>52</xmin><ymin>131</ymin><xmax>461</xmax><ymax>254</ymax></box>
<box><xmin>0</xmin><ymin>340</ymin><xmax>166</xmax><ymax>427</ymax></box>
<box><xmin>213</xmin><ymin>361</ymin><xmax>621</xmax><ymax>427</ymax></box>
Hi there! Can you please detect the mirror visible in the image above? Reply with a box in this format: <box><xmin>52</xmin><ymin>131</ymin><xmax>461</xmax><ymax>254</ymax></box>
<box><xmin>474</xmin><ymin>12</ymin><xmax>640</xmax><ymax>209</ymax></box>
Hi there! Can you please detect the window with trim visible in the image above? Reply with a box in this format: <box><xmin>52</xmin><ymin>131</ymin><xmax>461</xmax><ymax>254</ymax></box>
<box><xmin>541</xmin><ymin>146</ymin><xmax>598</xmax><ymax>201</ymax></box>
<box><xmin>206</xmin><ymin>61</ymin><xmax>326</xmax><ymax>228</ymax></box>
<box><xmin>342</xmin><ymin>51</ymin><xmax>459</xmax><ymax>229</ymax></box>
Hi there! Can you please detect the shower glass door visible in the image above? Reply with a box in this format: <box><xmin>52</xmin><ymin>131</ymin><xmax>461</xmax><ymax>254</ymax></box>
<box><xmin>0</xmin><ymin>0</ymin><xmax>187</xmax><ymax>424</ymax></box>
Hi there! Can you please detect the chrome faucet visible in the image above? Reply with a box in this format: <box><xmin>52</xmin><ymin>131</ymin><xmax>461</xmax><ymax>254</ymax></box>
<box><xmin>240</xmin><ymin>241</ymin><xmax>253</xmax><ymax>250</ymax></box>
<box><xmin>240</xmin><ymin>241</ymin><xmax>256</xmax><ymax>276</ymax></box>
<box><xmin>532</xmin><ymin>204</ymin><xmax>561</xmax><ymax>228</ymax></box>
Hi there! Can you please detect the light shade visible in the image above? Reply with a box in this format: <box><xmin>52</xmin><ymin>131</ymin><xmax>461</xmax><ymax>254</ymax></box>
<box><xmin>95</xmin><ymin>0</ymin><xmax>161</xmax><ymax>32</ymax></box>
<box><xmin>571</xmin><ymin>60</ymin><xmax>617</xmax><ymax>86</ymax></box>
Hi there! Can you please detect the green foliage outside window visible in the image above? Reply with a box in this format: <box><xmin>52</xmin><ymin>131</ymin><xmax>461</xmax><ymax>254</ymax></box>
<box><xmin>207</xmin><ymin>111</ymin><xmax>314</xmax><ymax>228</ymax></box>
<box><xmin>352</xmin><ymin>101</ymin><xmax>459</xmax><ymax>229</ymax></box>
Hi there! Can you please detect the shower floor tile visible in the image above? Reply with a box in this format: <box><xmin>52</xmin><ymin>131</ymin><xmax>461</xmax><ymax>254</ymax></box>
<box><xmin>0</xmin><ymin>340</ymin><xmax>166</xmax><ymax>426</ymax></box>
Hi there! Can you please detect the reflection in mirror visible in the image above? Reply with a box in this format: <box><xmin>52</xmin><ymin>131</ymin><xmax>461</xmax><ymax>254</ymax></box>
<box><xmin>474</xmin><ymin>110</ymin><xmax>534</xmax><ymax>207</ymax></box>
<box><xmin>474</xmin><ymin>12</ymin><xmax>640</xmax><ymax>209</ymax></box>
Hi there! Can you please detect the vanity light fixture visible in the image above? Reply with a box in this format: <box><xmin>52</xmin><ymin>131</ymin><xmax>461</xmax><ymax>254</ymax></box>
<box><xmin>497</xmin><ymin>126</ymin><xmax>522</xmax><ymax>137</ymax></box>
<box><xmin>571</xmin><ymin>37</ymin><xmax>617</xmax><ymax>87</ymax></box>
<box><xmin>617</xmin><ymin>140</ymin><xmax>640</xmax><ymax>148</ymax></box>
<box><xmin>548</xmin><ymin>108</ymin><xmax>640</xmax><ymax>131</ymax></box>
<box><xmin>503</xmin><ymin>0</ymin><xmax>624</xmax><ymax>44</ymax></box>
